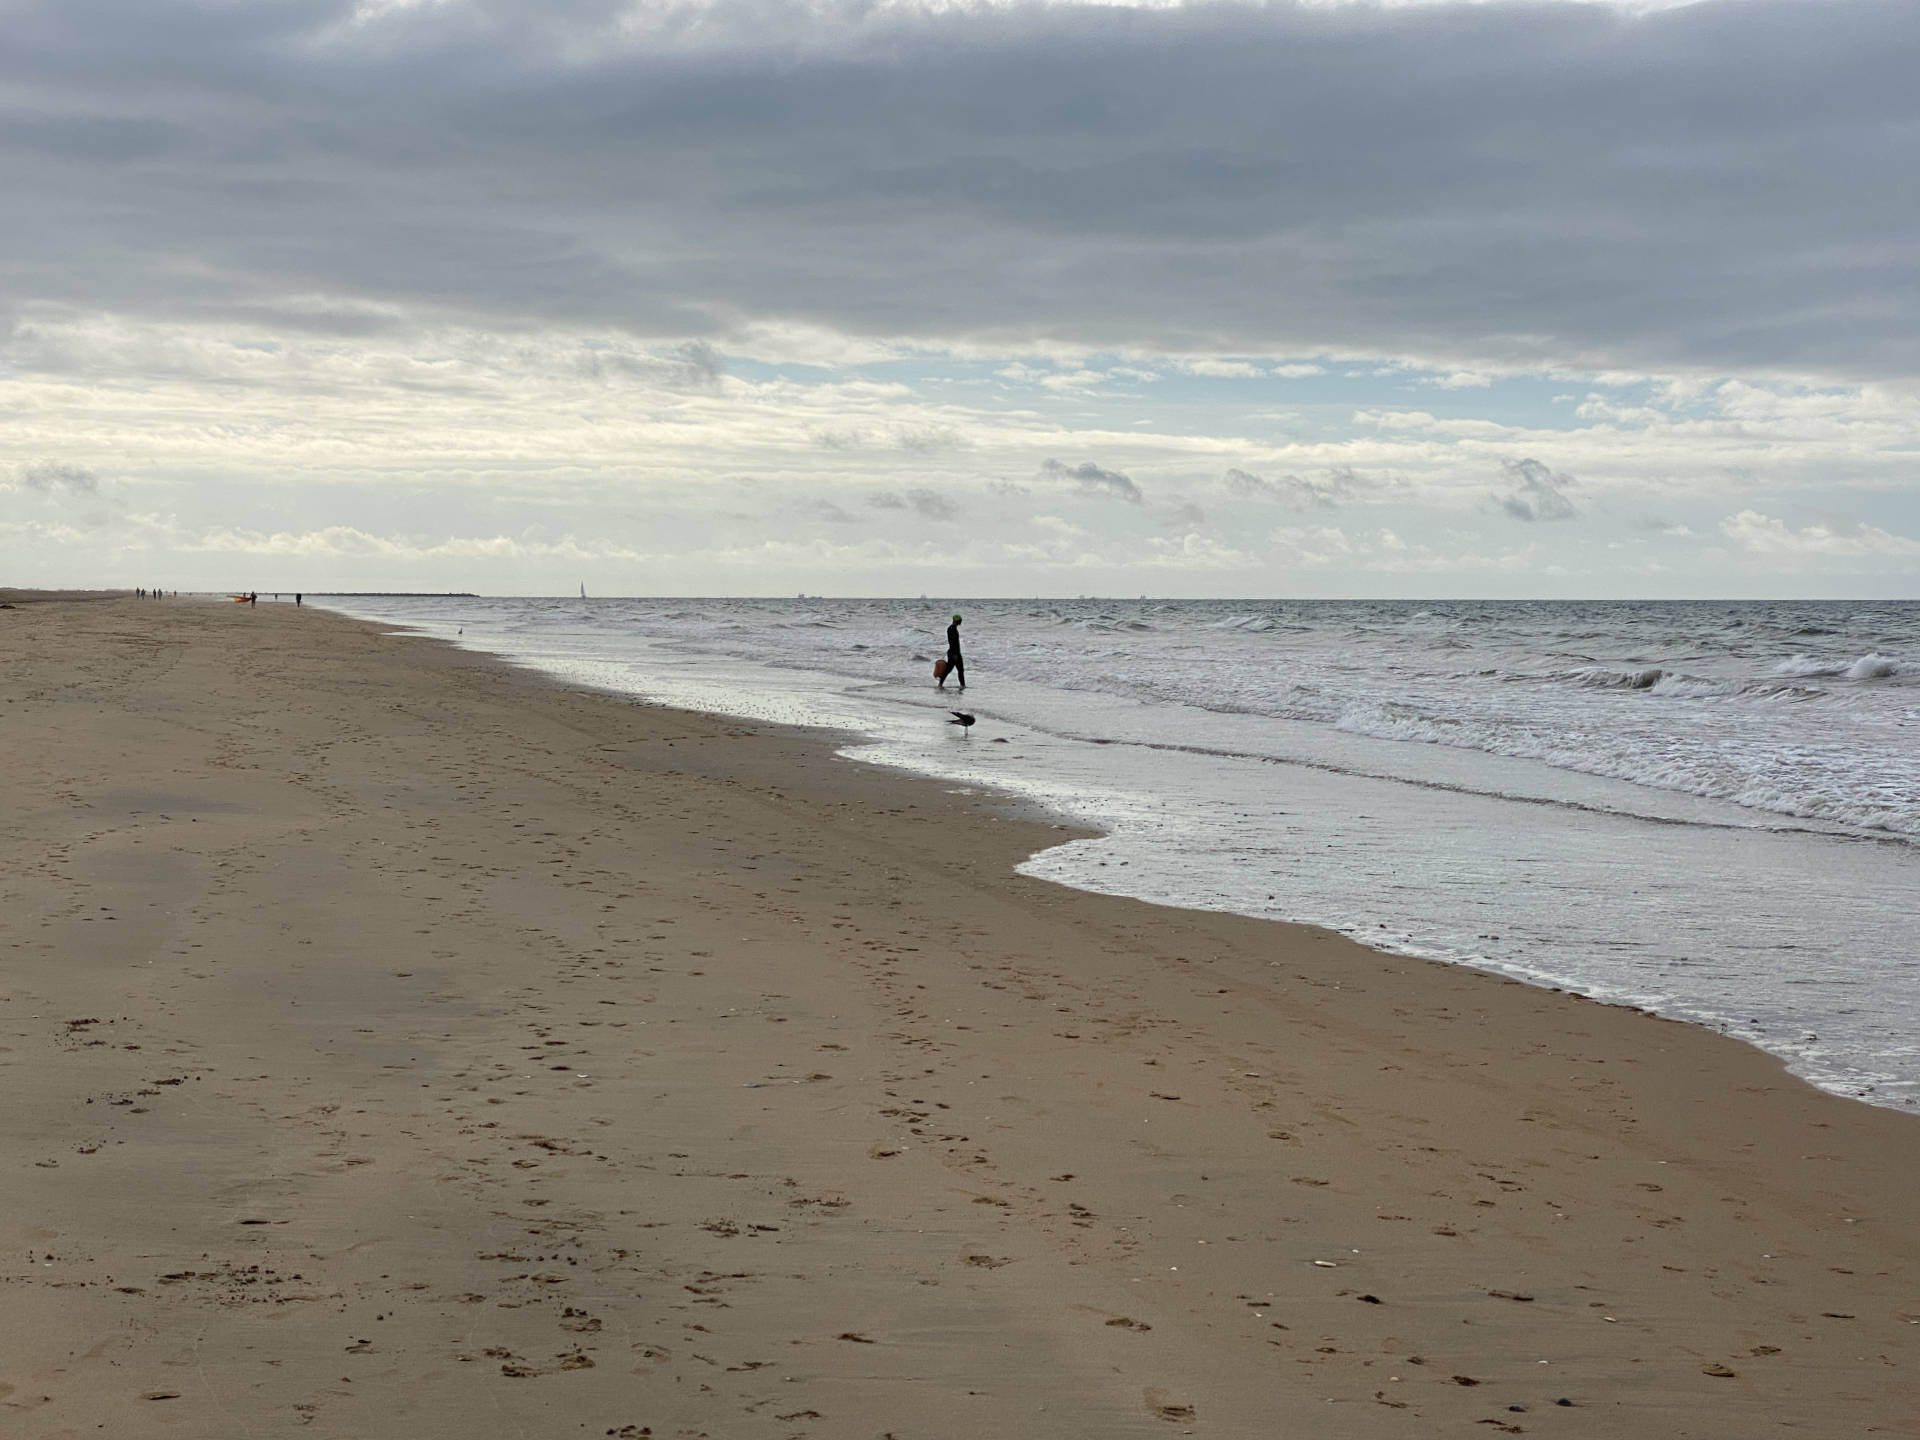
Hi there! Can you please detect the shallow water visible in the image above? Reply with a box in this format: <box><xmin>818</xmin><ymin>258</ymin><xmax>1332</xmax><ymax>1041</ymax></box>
<box><xmin>316</xmin><ymin>595</ymin><xmax>1920</xmax><ymax>1110</ymax></box>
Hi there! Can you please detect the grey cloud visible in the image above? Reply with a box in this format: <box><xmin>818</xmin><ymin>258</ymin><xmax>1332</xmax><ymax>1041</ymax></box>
<box><xmin>1041</xmin><ymin>458</ymin><xmax>1142</xmax><ymax>505</ymax></box>
<box><xmin>1636</xmin><ymin>515</ymin><xmax>1695</xmax><ymax>536</ymax></box>
<box><xmin>904</xmin><ymin>488</ymin><xmax>958</xmax><ymax>522</ymax></box>
<box><xmin>1162</xmin><ymin>502</ymin><xmax>1206</xmax><ymax>528</ymax></box>
<box><xmin>1225</xmin><ymin>466</ymin><xmax>1358</xmax><ymax>511</ymax></box>
<box><xmin>1497</xmin><ymin>458</ymin><xmax>1578</xmax><ymax>523</ymax></box>
<box><xmin>817</xmin><ymin>427</ymin><xmax>962</xmax><ymax>453</ymax></box>
<box><xmin>672</xmin><ymin>340</ymin><xmax>726</xmax><ymax>390</ymax></box>
<box><xmin>805</xmin><ymin>498</ymin><xmax>858</xmax><ymax>524</ymax></box>
<box><xmin>6</xmin><ymin>459</ymin><xmax>118</xmax><ymax>530</ymax></box>
<box><xmin>15</xmin><ymin>461</ymin><xmax>100</xmax><ymax>494</ymax></box>
<box><xmin>569</xmin><ymin>340</ymin><xmax>728</xmax><ymax>389</ymax></box>
<box><xmin>230</xmin><ymin>299</ymin><xmax>407</xmax><ymax>338</ymax></box>
<box><xmin>896</xmin><ymin>428</ymin><xmax>967</xmax><ymax>454</ymax></box>
<box><xmin>869</xmin><ymin>487</ymin><xmax>959</xmax><ymax>521</ymax></box>
<box><xmin>2</xmin><ymin>2</ymin><xmax>1917</xmax><ymax>376</ymax></box>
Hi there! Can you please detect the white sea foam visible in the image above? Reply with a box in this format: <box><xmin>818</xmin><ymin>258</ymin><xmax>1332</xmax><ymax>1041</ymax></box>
<box><xmin>1848</xmin><ymin>652</ymin><xmax>1898</xmax><ymax>679</ymax></box>
<box><xmin>1776</xmin><ymin>651</ymin><xmax>1899</xmax><ymax>681</ymax></box>
<box><xmin>1775</xmin><ymin>653</ymin><xmax>1847</xmax><ymax>678</ymax></box>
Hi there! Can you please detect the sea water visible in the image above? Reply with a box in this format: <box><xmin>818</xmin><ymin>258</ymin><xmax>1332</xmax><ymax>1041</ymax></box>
<box><xmin>315</xmin><ymin>595</ymin><xmax>1920</xmax><ymax>1111</ymax></box>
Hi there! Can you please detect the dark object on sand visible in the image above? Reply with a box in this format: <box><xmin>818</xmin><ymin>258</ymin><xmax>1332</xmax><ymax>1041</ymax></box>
<box><xmin>948</xmin><ymin>711</ymin><xmax>975</xmax><ymax>735</ymax></box>
<box><xmin>942</xmin><ymin>613</ymin><xmax>965</xmax><ymax>689</ymax></box>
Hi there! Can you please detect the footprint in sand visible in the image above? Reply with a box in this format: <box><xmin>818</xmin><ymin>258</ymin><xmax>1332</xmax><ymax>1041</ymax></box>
<box><xmin>1142</xmin><ymin>1387</ymin><xmax>1193</xmax><ymax>1421</ymax></box>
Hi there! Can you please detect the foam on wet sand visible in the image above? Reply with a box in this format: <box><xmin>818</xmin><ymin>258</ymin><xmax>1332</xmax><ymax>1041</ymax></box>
<box><xmin>1</xmin><ymin>595</ymin><xmax>1915</xmax><ymax>1437</ymax></box>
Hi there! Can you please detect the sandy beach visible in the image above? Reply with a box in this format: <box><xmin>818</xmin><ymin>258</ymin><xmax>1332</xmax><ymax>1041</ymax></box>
<box><xmin>2</xmin><ymin>594</ymin><xmax>1914</xmax><ymax>1439</ymax></box>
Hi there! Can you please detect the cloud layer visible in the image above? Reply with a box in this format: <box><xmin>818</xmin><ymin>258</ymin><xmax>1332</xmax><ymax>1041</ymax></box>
<box><xmin>4</xmin><ymin>0</ymin><xmax>1918</xmax><ymax>595</ymax></box>
<box><xmin>6</xmin><ymin>0</ymin><xmax>1920</xmax><ymax>375</ymax></box>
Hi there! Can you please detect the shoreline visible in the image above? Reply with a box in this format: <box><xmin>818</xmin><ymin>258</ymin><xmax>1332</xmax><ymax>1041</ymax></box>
<box><xmin>3</xmin><ymin>596</ymin><xmax>1915</xmax><ymax>1437</ymax></box>
<box><xmin>336</xmin><ymin>596</ymin><xmax>1919</xmax><ymax>1113</ymax></box>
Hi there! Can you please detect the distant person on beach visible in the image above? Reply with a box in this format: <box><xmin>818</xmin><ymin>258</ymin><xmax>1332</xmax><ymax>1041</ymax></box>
<box><xmin>940</xmin><ymin>613</ymin><xmax>965</xmax><ymax>690</ymax></box>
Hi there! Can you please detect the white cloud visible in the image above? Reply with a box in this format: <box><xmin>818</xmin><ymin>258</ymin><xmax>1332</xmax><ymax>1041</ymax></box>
<box><xmin>1178</xmin><ymin>359</ymin><xmax>1264</xmax><ymax>379</ymax></box>
<box><xmin>1144</xmin><ymin>532</ymin><xmax>1253</xmax><ymax>570</ymax></box>
<box><xmin>1038</xmin><ymin>370</ymin><xmax>1112</xmax><ymax>393</ymax></box>
<box><xmin>1719</xmin><ymin>511</ymin><xmax>1920</xmax><ymax>559</ymax></box>
<box><xmin>190</xmin><ymin>525</ymin><xmax>644</xmax><ymax>562</ymax></box>
<box><xmin>7</xmin><ymin>306</ymin><xmax>1918</xmax><ymax>595</ymax></box>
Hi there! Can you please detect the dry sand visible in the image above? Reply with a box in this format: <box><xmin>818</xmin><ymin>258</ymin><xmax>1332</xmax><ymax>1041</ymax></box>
<box><xmin>2</xmin><ymin>596</ymin><xmax>1914</xmax><ymax>1438</ymax></box>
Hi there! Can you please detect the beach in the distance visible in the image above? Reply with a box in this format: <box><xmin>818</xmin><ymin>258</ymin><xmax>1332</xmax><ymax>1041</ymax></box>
<box><xmin>3</xmin><ymin>594</ymin><xmax>1916</xmax><ymax>1438</ymax></box>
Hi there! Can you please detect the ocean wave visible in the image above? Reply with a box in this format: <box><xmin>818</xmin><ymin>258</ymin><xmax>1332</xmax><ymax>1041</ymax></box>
<box><xmin>1332</xmin><ymin>702</ymin><xmax>1457</xmax><ymax>747</ymax></box>
<box><xmin>1849</xmin><ymin>653</ymin><xmax>1898</xmax><ymax>680</ymax></box>
<box><xmin>1776</xmin><ymin>652</ymin><xmax>1899</xmax><ymax>681</ymax></box>
<box><xmin>1569</xmin><ymin>665</ymin><xmax>1665</xmax><ymax>690</ymax></box>
<box><xmin>1328</xmin><ymin>697</ymin><xmax>1920</xmax><ymax>838</ymax></box>
<box><xmin>1775</xmin><ymin>655</ymin><xmax>1849</xmax><ymax>679</ymax></box>
<box><xmin>1738</xmin><ymin>681</ymin><xmax>1828</xmax><ymax>703</ymax></box>
<box><xmin>1647</xmin><ymin>672</ymin><xmax>1723</xmax><ymax>698</ymax></box>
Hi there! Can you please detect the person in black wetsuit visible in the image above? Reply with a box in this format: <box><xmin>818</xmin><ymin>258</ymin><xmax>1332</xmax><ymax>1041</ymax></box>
<box><xmin>941</xmin><ymin>612</ymin><xmax>965</xmax><ymax>690</ymax></box>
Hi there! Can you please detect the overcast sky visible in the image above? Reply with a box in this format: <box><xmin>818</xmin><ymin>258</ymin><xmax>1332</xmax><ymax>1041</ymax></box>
<box><xmin>4</xmin><ymin>0</ymin><xmax>1918</xmax><ymax>596</ymax></box>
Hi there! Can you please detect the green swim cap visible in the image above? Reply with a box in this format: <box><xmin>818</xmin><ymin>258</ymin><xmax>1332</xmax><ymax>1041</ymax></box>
<box><xmin>952</xmin><ymin>613</ymin><xmax>962</xmax><ymax>623</ymax></box>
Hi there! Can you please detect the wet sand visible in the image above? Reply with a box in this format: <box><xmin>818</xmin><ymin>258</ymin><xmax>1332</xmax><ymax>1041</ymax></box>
<box><xmin>2</xmin><ymin>596</ymin><xmax>1914</xmax><ymax>1438</ymax></box>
